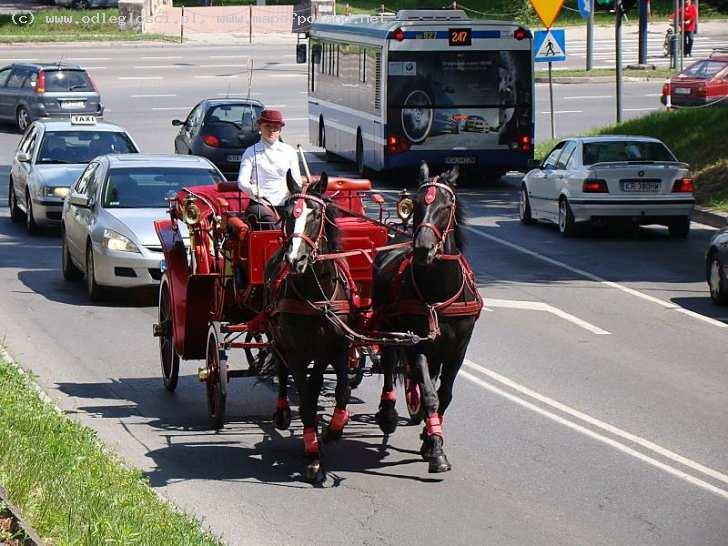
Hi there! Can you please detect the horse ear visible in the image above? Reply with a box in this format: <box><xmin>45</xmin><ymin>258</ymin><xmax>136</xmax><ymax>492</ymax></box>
<box><xmin>286</xmin><ymin>169</ymin><xmax>301</xmax><ymax>195</ymax></box>
<box><xmin>309</xmin><ymin>171</ymin><xmax>327</xmax><ymax>195</ymax></box>
<box><xmin>418</xmin><ymin>161</ymin><xmax>430</xmax><ymax>185</ymax></box>
<box><xmin>445</xmin><ymin>165</ymin><xmax>460</xmax><ymax>187</ymax></box>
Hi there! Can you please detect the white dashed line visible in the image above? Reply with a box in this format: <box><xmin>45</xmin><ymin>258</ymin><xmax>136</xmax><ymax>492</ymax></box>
<box><xmin>485</xmin><ymin>298</ymin><xmax>610</xmax><ymax>334</ymax></box>
<box><xmin>118</xmin><ymin>76</ymin><xmax>164</xmax><ymax>80</ymax></box>
<box><xmin>141</xmin><ymin>56</ymin><xmax>184</xmax><ymax>60</ymax></box>
<box><xmin>538</xmin><ymin>110</ymin><xmax>583</xmax><ymax>114</ymax></box>
<box><xmin>131</xmin><ymin>94</ymin><xmax>177</xmax><ymax>98</ymax></box>
<box><xmin>563</xmin><ymin>95</ymin><xmax>613</xmax><ymax>100</ymax></box>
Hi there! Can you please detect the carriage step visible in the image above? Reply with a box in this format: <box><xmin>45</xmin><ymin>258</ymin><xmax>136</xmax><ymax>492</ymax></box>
<box><xmin>152</xmin><ymin>323</ymin><xmax>162</xmax><ymax>337</ymax></box>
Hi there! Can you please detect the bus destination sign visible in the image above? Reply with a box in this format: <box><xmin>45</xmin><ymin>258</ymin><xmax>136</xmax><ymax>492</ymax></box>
<box><xmin>416</xmin><ymin>31</ymin><xmax>437</xmax><ymax>39</ymax></box>
<box><xmin>449</xmin><ymin>28</ymin><xmax>471</xmax><ymax>46</ymax></box>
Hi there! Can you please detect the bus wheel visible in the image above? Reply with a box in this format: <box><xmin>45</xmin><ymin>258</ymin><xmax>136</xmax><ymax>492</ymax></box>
<box><xmin>356</xmin><ymin>132</ymin><xmax>366</xmax><ymax>177</ymax></box>
<box><xmin>320</xmin><ymin>120</ymin><xmax>336</xmax><ymax>161</ymax></box>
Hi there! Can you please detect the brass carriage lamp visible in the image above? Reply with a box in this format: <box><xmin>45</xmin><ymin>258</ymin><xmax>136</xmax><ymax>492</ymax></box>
<box><xmin>396</xmin><ymin>190</ymin><xmax>414</xmax><ymax>225</ymax></box>
<box><xmin>182</xmin><ymin>194</ymin><xmax>201</xmax><ymax>226</ymax></box>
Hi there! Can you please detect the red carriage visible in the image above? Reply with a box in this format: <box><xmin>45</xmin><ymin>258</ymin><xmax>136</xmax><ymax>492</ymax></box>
<box><xmin>152</xmin><ymin>176</ymin><xmax>418</xmax><ymax>428</ymax></box>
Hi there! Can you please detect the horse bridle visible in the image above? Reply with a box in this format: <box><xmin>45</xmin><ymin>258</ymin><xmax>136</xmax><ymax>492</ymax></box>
<box><xmin>413</xmin><ymin>176</ymin><xmax>457</xmax><ymax>257</ymax></box>
<box><xmin>284</xmin><ymin>192</ymin><xmax>329</xmax><ymax>260</ymax></box>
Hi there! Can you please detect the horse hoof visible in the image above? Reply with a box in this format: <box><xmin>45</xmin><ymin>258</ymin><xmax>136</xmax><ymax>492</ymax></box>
<box><xmin>306</xmin><ymin>460</ymin><xmax>325</xmax><ymax>484</ymax></box>
<box><xmin>375</xmin><ymin>406</ymin><xmax>399</xmax><ymax>435</ymax></box>
<box><xmin>428</xmin><ymin>454</ymin><xmax>451</xmax><ymax>474</ymax></box>
<box><xmin>420</xmin><ymin>439</ymin><xmax>432</xmax><ymax>461</ymax></box>
<box><xmin>273</xmin><ymin>407</ymin><xmax>291</xmax><ymax>430</ymax></box>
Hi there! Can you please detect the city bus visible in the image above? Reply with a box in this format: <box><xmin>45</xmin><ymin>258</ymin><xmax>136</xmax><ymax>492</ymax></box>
<box><xmin>303</xmin><ymin>9</ymin><xmax>534</xmax><ymax>178</ymax></box>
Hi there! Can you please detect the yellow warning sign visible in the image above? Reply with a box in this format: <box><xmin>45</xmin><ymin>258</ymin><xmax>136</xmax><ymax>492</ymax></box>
<box><xmin>529</xmin><ymin>0</ymin><xmax>565</xmax><ymax>29</ymax></box>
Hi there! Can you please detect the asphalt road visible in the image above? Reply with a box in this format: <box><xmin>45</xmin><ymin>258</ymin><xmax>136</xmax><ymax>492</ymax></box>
<box><xmin>0</xmin><ymin>42</ymin><xmax>727</xmax><ymax>545</ymax></box>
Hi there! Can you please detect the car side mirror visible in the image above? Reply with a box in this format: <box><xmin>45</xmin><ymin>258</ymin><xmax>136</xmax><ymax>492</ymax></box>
<box><xmin>296</xmin><ymin>43</ymin><xmax>307</xmax><ymax>64</ymax></box>
<box><xmin>70</xmin><ymin>193</ymin><xmax>89</xmax><ymax>208</ymax></box>
<box><xmin>172</xmin><ymin>119</ymin><xmax>183</xmax><ymax>127</ymax></box>
<box><xmin>16</xmin><ymin>151</ymin><xmax>31</xmax><ymax>162</ymax></box>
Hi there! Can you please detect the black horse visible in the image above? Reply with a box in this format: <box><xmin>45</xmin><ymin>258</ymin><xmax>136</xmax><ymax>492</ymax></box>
<box><xmin>265</xmin><ymin>171</ymin><xmax>353</xmax><ymax>483</ymax></box>
<box><xmin>373</xmin><ymin>162</ymin><xmax>482</xmax><ymax>473</ymax></box>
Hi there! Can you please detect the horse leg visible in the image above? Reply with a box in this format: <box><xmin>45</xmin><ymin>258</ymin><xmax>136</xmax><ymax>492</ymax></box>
<box><xmin>273</xmin><ymin>362</ymin><xmax>291</xmax><ymax>430</ymax></box>
<box><xmin>375</xmin><ymin>346</ymin><xmax>399</xmax><ymax>434</ymax></box>
<box><xmin>323</xmin><ymin>350</ymin><xmax>350</xmax><ymax>443</ymax></box>
<box><xmin>436</xmin><ymin>328</ymin><xmax>474</xmax><ymax>424</ymax></box>
<box><xmin>291</xmin><ymin>365</ymin><xmax>325</xmax><ymax>484</ymax></box>
<box><xmin>413</xmin><ymin>353</ymin><xmax>451</xmax><ymax>473</ymax></box>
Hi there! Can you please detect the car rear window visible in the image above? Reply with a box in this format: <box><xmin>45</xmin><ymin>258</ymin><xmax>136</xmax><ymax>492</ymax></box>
<box><xmin>43</xmin><ymin>70</ymin><xmax>94</xmax><ymax>92</ymax></box>
<box><xmin>681</xmin><ymin>60</ymin><xmax>728</xmax><ymax>79</ymax></box>
<box><xmin>102</xmin><ymin>167</ymin><xmax>225</xmax><ymax>208</ymax></box>
<box><xmin>37</xmin><ymin>131</ymin><xmax>138</xmax><ymax>164</ymax></box>
<box><xmin>583</xmin><ymin>141</ymin><xmax>677</xmax><ymax>165</ymax></box>
<box><xmin>205</xmin><ymin>104</ymin><xmax>263</xmax><ymax>132</ymax></box>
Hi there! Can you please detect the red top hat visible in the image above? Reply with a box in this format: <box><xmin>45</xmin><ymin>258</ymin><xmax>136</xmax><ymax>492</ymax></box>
<box><xmin>257</xmin><ymin>109</ymin><xmax>285</xmax><ymax>127</ymax></box>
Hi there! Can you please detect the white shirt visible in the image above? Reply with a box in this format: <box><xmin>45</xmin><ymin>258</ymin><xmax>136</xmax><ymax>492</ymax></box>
<box><xmin>237</xmin><ymin>138</ymin><xmax>302</xmax><ymax>206</ymax></box>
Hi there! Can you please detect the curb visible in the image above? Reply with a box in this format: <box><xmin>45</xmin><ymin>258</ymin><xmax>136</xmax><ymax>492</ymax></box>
<box><xmin>0</xmin><ymin>485</ymin><xmax>45</xmax><ymax>546</ymax></box>
<box><xmin>693</xmin><ymin>207</ymin><xmax>728</xmax><ymax>229</ymax></box>
<box><xmin>535</xmin><ymin>76</ymin><xmax>668</xmax><ymax>84</ymax></box>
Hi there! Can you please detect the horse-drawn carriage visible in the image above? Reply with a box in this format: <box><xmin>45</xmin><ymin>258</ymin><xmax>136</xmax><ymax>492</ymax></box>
<box><xmin>153</xmin><ymin>163</ymin><xmax>482</xmax><ymax>481</ymax></box>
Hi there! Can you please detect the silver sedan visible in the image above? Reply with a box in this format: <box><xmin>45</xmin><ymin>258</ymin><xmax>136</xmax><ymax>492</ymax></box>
<box><xmin>61</xmin><ymin>154</ymin><xmax>225</xmax><ymax>300</ymax></box>
<box><xmin>8</xmin><ymin>117</ymin><xmax>139</xmax><ymax>234</ymax></box>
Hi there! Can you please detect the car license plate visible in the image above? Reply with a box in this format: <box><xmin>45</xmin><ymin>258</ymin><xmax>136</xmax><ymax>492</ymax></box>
<box><xmin>674</xmin><ymin>87</ymin><xmax>691</xmax><ymax>95</ymax></box>
<box><xmin>445</xmin><ymin>156</ymin><xmax>476</xmax><ymax>165</ymax></box>
<box><xmin>227</xmin><ymin>155</ymin><xmax>242</xmax><ymax>162</ymax></box>
<box><xmin>621</xmin><ymin>181</ymin><xmax>660</xmax><ymax>192</ymax></box>
<box><xmin>61</xmin><ymin>101</ymin><xmax>86</xmax><ymax>109</ymax></box>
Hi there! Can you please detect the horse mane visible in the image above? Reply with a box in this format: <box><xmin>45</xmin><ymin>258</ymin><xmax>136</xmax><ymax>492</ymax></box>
<box><xmin>453</xmin><ymin>195</ymin><xmax>467</xmax><ymax>251</ymax></box>
<box><xmin>323</xmin><ymin>197</ymin><xmax>342</xmax><ymax>252</ymax></box>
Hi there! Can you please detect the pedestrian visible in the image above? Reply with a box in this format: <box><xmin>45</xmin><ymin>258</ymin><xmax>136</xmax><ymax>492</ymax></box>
<box><xmin>237</xmin><ymin>109</ymin><xmax>302</xmax><ymax>229</ymax></box>
<box><xmin>669</xmin><ymin>0</ymin><xmax>698</xmax><ymax>57</ymax></box>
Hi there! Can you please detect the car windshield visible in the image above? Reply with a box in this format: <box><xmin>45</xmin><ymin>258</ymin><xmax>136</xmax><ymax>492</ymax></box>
<box><xmin>583</xmin><ymin>141</ymin><xmax>676</xmax><ymax>165</ymax></box>
<box><xmin>680</xmin><ymin>60</ymin><xmax>728</xmax><ymax>79</ymax></box>
<box><xmin>205</xmin><ymin>104</ymin><xmax>263</xmax><ymax>131</ymax></box>
<box><xmin>37</xmin><ymin>131</ymin><xmax>138</xmax><ymax>164</ymax></box>
<box><xmin>43</xmin><ymin>70</ymin><xmax>95</xmax><ymax>92</ymax></box>
<box><xmin>102</xmin><ymin>167</ymin><xmax>224</xmax><ymax>208</ymax></box>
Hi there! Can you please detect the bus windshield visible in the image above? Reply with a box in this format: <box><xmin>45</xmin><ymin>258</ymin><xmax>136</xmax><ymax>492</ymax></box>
<box><xmin>387</xmin><ymin>50</ymin><xmax>532</xmax><ymax>108</ymax></box>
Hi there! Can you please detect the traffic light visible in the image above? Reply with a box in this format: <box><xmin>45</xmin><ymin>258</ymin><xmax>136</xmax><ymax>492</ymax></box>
<box><xmin>595</xmin><ymin>0</ymin><xmax>614</xmax><ymax>11</ymax></box>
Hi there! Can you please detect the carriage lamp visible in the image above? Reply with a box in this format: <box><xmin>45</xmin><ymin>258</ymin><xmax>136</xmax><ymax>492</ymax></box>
<box><xmin>396</xmin><ymin>196</ymin><xmax>414</xmax><ymax>222</ymax></box>
<box><xmin>182</xmin><ymin>195</ymin><xmax>201</xmax><ymax>226</ymax></box>
<box><xmin>45</xmin><ymin>186</ymin><xmax>69</xmax><ymax>199</ymax></box>
<box><xmin>102</xmin><ymin>229</ymin><xmax>140</xmax><ymax>253</ymax></box>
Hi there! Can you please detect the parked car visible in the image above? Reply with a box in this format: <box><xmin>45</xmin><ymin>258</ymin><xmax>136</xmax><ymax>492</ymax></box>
<box><xmin>706</xmin><ymin>226</ymin><xmax>728</xmax><ymax>305</ymax></box>
<box><xmin>173</xmin><ymin>98</ymin><xmax>264</xmax><ymax>181</ymax></box>
<box><xmin>0</xmin><ymin>63</ymin><xmax>104</xmax><ymax>131</ymax></box>
<box><xmin>519</xmin><ymin>136</ymin><xmax>695</xmax><ymax>237</ymax></box>
<box><xmin>8</xmin><ymin>117</ymin><xmax>139</xmax><ymax>234</ymax></box>
<box><xmin>61</xmin><ymin>154</ymin><xmax>226</xmax><ymax>300</ymax></box>
<box><xmin>464</xmin><ymin>115</ymin><xmax>488</xmax><ymax>133</ymax></box>
<box><xmin>661</xmin><ymin>49</ymin><xmax>728</xmax><ymax>107</ymax></box>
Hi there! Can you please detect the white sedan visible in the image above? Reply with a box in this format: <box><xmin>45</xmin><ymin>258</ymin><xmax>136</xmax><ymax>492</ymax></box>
<box><xmin>519</xmin><ymin>136</ymin><xmax>695</xmax><ymax>237</ymax></box>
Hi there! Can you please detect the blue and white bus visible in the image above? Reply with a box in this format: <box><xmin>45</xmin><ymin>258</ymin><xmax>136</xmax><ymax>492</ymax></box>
<box><xmin>304</xmin><ymin>9</ymin><xmax>534</xmax><ymax>177</ymax></box>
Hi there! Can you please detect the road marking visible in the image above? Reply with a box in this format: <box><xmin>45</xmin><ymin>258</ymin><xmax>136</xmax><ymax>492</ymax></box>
<box><xmin>194</xmin><ymin>75</ymin><xmax>238</xmax><ymax>79</ymax></box>
<box><xmin>538</xmin><ymin>110</ymin><xmax>583</xmax><ymax>114</ymax></box>
<box><xmin>118</xmin><ymin>76</ymin><xmax>163</xmax><ymax>80</ymax></box>
<box><xmin>80</xmin><ymin>66</ymin><xmax>107</xmax><ymax>70</ymax></box>
<box><xmin>131</xmin><ymin>94</ymin><xmax>177</xmax><ymax>98</ymax></box>
<box><xmin>141</xmin><ymin>55</ymin><xmax>184</xmax><ymax>60</ymax></box>
<box><xmin>283</xmin><ymin>117</ymin><xmax>308</xmax><ymax>121</ymax></box>
<box><xmin>209</xmin><ymin>55</ymin><xmax>248</xmax><ymax>59</ymax></box>
<box><xmin>624</xmin><ymin>107</ymin><xmax>658</xmax><ymax>111</ymax></box>
<box><xmin>564</xmin><ymin>95</ymin><xmax>613</xmax><ymax>100</ymax></box>
<box><xmin>206</xmin><ymin>64</ymin><xmax>246</xmax><ymax>68</ymax></box>
<box><xmin>463</xmin><ymin>359</ymin><xmax>728</xmax><ymax>487</ymax></box>
<box><xmin>68</xmin><ymin>57</ymin><xmax>112</xmax><ymax>61</ymax></box>
<box><xmin>132</xmin><ymin>64</ymin><xmax>181</xmax><ymax>69</ymax></box>
<box><xmin>486</xmin><ymin>298</ymin><xmax>610</xmax><ymax>334</ymax></box>
<box><xmin>645</xmin><ymin>93</ymin><xmax>663</xmax><ymax>97</ymax></box>
<box><xmin>462</xmin><ymin>224</ymin><xmax>728</xmax><ymax>329</ymax></box>
<box><xmin>151</xmin><ymin>107</ymin><xmax>190</xmax><ymax>111</ymax></box>
<box><xmin>460</xmin><ymin>363</ymin><xmax>728</xmax><ymax>500</ymax></box>
<box><xmin>268</xmin><ymin>73</ymin><xmax>306</xmax><ymax>78</ymax></box>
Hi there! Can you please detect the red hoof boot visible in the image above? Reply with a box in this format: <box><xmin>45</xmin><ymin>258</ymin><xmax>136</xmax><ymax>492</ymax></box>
<box><xmin>375</xmin><ymin>399</ymin><xmax>399</xmax><ymax>435</ymax></box>
<box><xmin>323</xmin><ymin>408</ymin><xmax>349</xmax><ymax>443</ymax></box>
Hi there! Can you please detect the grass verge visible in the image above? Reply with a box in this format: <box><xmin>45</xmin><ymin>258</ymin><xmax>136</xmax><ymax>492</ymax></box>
<box><xmin>0</xmin><ymin>9</ymin><xmax>167</xmax><ymax>42</ymax></box>
<box><xmin>535</xmin><ymin>107</ymin><xmax>728</xmax><ymax>210</ymax></box>
<box><xmin>0</xmin><ymin>355</ymin><xmax>222</xmax><ymax>546</ymax></box>
<box><xmin>536</xmin><ymin>67</ymin><xmax>675</xmax><ymax>79</ymax></box>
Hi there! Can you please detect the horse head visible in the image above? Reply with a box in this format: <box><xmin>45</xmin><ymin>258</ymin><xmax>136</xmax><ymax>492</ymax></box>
<box><xmin>413</xmin><ymin>161</ymin><xmax>460</xmax><ymax>266</ymax></box>
<box><xmin>281</xmin><ymin>170</ymin><xmax>332</xmax><ymax>274</ymax></box>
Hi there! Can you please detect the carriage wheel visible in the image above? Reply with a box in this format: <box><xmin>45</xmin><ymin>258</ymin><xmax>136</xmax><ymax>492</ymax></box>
<box><xmin>244</xmin><ymin>331</ymin><xmax>272</xmax><ymax>374</ymax></box>
<box><xmin>159</xmin><ymin>275</ymin><xmax>180</xmax><ymax>392</ymax></box>
<box><xmin>400</xmin><ymin>358</ymin><xmax>424</xmax><ymax>425</ymax></box>
<box><xmin>206</xmin><ymin>324</ymin><xmax>227</xmax><ymax>429</ymax></box>
<box><xmin>348</xmin><ymin>355</ymin><xmax>366</xmax><ymax>390</ymax></box>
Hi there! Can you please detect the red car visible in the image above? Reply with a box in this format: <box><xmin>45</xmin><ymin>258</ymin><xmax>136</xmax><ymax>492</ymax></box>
<box><xmin>661</xmin><ymin>50</ymin><xmax>728</xmax><ymax>107</ymax></box>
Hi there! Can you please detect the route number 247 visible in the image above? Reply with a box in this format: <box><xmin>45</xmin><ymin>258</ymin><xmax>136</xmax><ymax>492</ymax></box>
<box><xmin>448</xmin><ymin>28</ymin><xmax>471</xmax><ymax>46</ymax></box>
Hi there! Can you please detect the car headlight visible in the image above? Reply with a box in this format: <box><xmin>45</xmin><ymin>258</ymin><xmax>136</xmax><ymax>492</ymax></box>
<box><xmin>102</xmin><ymin>229</ymin><xmax>140</xmax><ymax>253</ymax></box>
<box><xmin>45</xmin><ymin>186</ymin><xmax>69</xmax><ymax>199</ymax></box>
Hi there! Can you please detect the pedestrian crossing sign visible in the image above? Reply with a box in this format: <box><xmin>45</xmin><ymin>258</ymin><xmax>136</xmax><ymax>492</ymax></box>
<box><xmin>534</xmin><ymin>29</ymin><xmax>567</xmax><ymax>63</ymax></box>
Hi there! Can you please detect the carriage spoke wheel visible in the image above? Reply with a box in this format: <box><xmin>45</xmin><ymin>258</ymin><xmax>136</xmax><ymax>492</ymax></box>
<box><xmin>158</xmin><ymin>276</ymin><xmax>179</xmax><ymax>391</ymax></box>
<box><xmin>399</xmin><ymin>359</ymin><xmax>423</xmax><ymax>425</ymax></box>
<box><xmin>206</xmin><ymin>324</ymin><xmax>227</xmax><ymax>430</ymax></box>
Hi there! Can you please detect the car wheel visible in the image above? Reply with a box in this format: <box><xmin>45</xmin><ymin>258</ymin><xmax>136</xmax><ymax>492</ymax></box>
<box><xmin>707</xmin><ymin>252</ymin><xmax>728</xmax><ymax>306</ymax></box>
<box><xmin>62</xmin><ymin>231</ymin><xmax>83</xmax><ymax>281</ymax></box>
<box><xmin>558</xmin><ymin>197</ymin><xmax>578</xmax><ymax>237</ymax></box>
<box><xmin>16</xmin><ymin>106</ymin><xmax>30</xmax><ymax>133</ymax></box>
<box><xmin>668</xmin><ymin>216</ymin><xmax>690</xmax><ymax>238</ymax></box>
<box><xmin>519</xmin><ymin>186</ymin><xmax>535</xmax><ymax>225</ymax></box>
<box><xmin>9</xmin><ymin>179</ymin><xmax>23</xmax><ymax>223</ymax></box>
<box><xmin>25</xmin><ymin>191</ymin><xmax>39</xmax><ymax>235</ymax></box>
<box><xmin>86</xmin><ymin>244</ymin><xmax>105</xmax><ymax>301</ymax></box>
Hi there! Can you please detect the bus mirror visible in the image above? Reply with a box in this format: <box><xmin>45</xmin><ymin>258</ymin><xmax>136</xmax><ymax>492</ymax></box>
<box><xmin>296</xmin><ymin>43</ymin><xmax>307</xmax><ymax>64</ymax></box>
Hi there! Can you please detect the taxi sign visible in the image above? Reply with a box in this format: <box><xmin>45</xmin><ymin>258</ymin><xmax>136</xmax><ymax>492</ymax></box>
<box><xmin>70</xmin><ymin>115</ymin><xmax>97</xmax><ymax>125</ymax></box>
<box><xmin>528</xmin><ymin>0</ymin><xmax>565</xmax><ymax>29</ymax></box>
